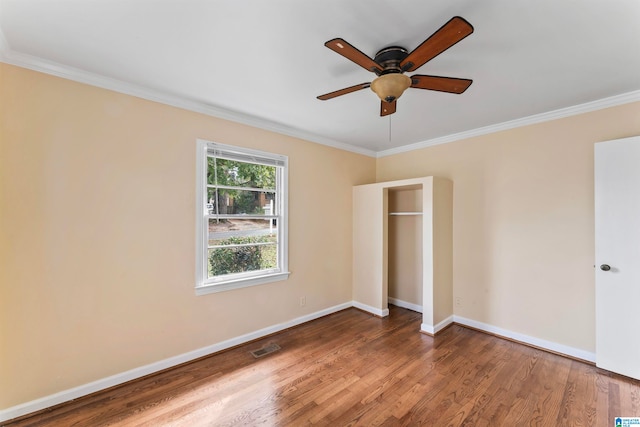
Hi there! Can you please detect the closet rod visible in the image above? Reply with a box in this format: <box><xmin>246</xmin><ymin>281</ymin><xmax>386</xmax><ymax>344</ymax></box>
<box><xmin>389</xmin><ymin>212</ymin><xmax>423</xmax><ymax>216</ymax></box>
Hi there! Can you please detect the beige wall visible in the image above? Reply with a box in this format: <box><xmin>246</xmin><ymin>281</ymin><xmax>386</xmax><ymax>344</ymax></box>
<box><xmin>352</xmin><ymin>184</ymin><xmax>388</xmax><ymax>312</ymax></box>
<box><xmin>377</xmin><ymin>101</ymin><xmax>640</xmax><ymax>352</ymax></box>
<box><xmin>0</xmin><ymin>63</ymin><xmax>376</xmax><ymax>408</ymax></box>
<box><xmin>431</xmin><ymin>177</ymin><xmax>453</xmax><ymax>326</ymax></box>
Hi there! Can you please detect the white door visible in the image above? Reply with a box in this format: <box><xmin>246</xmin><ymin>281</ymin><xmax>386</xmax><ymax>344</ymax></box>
<box><xmin>595</xmin><ymin>135</ymin><xmax>640</xmax><ymax>380</ymax></box>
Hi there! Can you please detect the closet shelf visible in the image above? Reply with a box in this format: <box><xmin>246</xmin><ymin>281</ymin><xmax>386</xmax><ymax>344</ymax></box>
<box><xmin>389</xmin><ymin>212</ymin><xmax>423</xmax><ymax>216</ymax></box>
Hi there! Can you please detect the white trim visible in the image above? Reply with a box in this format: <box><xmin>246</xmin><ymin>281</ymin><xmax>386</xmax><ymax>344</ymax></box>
<box><xmin>2</xmin><ymin>44</ymin><xmax>638</xmax><ymax>159</ymax></box>
<box><xmin>0</xmin><ymin>50</ymin><xmax>375</xmax><ymax>158</ymax></box>
<box><xmin>453</xmin><ymin>315</ymin><xmax>596</xmax><ymax>363</ymax></box>
<box><xmin>351</xmin><ymin>301</ymin><xmax>389</xmax><ymax>317</ymax></box>
<box><xmin>195</xmin><ymin>271</ymin><xmax>290</xmax><ymax>295</ymax></box>
<box><xmin>0</xmin><ymin>305</ymin><xmax>599</xmax><ymax>422</ymax></box>
<box><xmin>0</xmin><ymin>302</ymin><xmax>352</xmax><ymax>423</ymax></box>
<box><xmin>195</xmin><ymin>140</ymin><xmax>207</xmax><ymax>290</ymax></box>
<box><xmin>195</xmin><ymin>140</ymin><xmax>289</xmax><ymax>293</ymax></box>
<box><xmin>421</xmin><ymin>315</ymin><xmax>454</xmax><ymax>335</ymax></box>
<box><xmin>377</xmin><ymin>90</ymin><xmax>640</xmax><ymax>158</ymax></box>
<box><xmin>421</xmin><ymin>323</ymin><xmax>435</xmax><ymax>335</ymax></box>
<box><xmin>388</xmin><ymin>297</ymin><xmax>423</xmax><ymax>313</ymax></box>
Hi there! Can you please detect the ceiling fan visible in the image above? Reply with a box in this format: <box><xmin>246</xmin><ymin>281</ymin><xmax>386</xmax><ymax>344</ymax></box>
<box><xmin>317</xmin><ymin>16</ymin><xmax>474</xmax><ymax>116</ymax></box>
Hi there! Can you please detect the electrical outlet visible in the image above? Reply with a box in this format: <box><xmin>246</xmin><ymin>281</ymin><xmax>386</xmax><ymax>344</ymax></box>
<box><xmin>455</xmin><ymin>297</ymin><xmax>462</xmax><ymax>307</ymax></box>
<box><xmin>300</xmin><ymin>296</ymin><xmax>306</xmax><ymax>307</ymax></box>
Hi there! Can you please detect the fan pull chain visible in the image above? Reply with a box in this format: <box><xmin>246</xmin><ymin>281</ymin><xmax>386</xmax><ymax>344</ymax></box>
<box><xmin>389</xmin><ymin>115</ymin><xmax>392</xmax><ymax>143</ymax></box>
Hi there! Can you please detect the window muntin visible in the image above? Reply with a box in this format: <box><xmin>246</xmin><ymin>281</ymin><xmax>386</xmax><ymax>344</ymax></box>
<box><xmin>207</xmin><ymin>188</ymin><xmax>276</xmax><ymax>216</ymax></box>
<box><xmin>196</xmin><ymin>140</ymin><xmax>288</xmax><ymax>293</ymax></box>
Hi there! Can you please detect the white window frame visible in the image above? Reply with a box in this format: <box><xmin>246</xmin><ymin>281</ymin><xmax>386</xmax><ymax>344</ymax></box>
<box><xmin>195</xmin><ymin>139</ymin><xmax>289</xmax><ymax>295</ymax></box>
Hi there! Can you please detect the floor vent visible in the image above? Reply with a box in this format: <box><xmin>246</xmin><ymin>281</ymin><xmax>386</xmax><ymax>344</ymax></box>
<box><xmin>250</xmin><ymin>343</ymin><xmax>281</xmax><ymax>359</ymax></box>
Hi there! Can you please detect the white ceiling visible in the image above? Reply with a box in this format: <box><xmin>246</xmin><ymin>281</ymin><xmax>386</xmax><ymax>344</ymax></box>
<box><xmin>1</xmin><ymin>0</ymin><xmax>639</xmax><ymax>156</ymax></box>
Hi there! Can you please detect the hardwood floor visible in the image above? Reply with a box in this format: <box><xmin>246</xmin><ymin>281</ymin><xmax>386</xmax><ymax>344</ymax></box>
<box><xmin>5</xmin><ymin>306</ymin><xmax>640</xmax><ymax>426</ymax></box>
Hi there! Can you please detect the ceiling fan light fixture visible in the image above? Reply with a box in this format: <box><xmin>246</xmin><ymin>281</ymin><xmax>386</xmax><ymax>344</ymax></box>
<box><xmin>370</xmin><ymin>73</ymin><xmax>411</xmax><ymax>103</ymax></box>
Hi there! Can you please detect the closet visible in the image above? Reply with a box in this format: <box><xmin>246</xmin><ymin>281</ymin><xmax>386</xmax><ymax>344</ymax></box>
<box><xmin>352</xmin><ymin>177</ymin><xmax>453</xmax><ymax>335</ymax></box>
<box><xmin>388</xmin><ymin>186</ymin><xmax>423</xmax><ymax>313</ymax></box>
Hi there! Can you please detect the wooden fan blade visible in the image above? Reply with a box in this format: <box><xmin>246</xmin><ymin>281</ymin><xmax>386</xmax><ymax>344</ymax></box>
<box><xmin>400</xmin><ymin>16</ymin><xmax>473</xmax><ymax>72</ymax></box>
<box><xmin>410</xmin><ymin>75</ymin><xmax>472</xmax><ymax>94</ymax></box>
<box><xmin>317</xmin><ymin>83</ymin><xmax>371</xmax><ymax>100</ymax></box>
<box><xmin>324</xmin><ymin>38</ymin><xmax>383</xmax><ymax>74</ymax></box>
<box><xmin>381</xmin><ymin>100</ymin><xmax>396</xmax><ymax>116</ymax></box>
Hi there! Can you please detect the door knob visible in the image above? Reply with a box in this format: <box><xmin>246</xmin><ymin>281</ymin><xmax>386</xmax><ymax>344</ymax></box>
<box><xmin>600</xmin><ymin>264</ymin><xmax>611</xmax><ymax>271</ymax></box>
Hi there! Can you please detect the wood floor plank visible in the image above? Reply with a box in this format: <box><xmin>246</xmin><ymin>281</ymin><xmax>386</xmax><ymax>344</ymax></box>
<box><xmin>5</xmin><ymin>306</ymin><xmax>640</xmax><ymax>426</ymax></box>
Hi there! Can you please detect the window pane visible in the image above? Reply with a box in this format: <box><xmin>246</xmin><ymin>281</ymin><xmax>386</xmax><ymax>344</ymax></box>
<box><xmin>208</xmin><ymin>243</ymin><xmax>277</xmax><ymax>278</ymax></box>
<box><xmin>208</xmin><ymin>158</ymin><xmax>276</xmax><ymax>190</ymax></box>
<box><xmin>208</xmin><ymin>188</ymin><xmax>275</xmax><ymax>216</ymax></box>
<box><xmin>207</xmin><ymin>188</ymin><xmax>217</xmax><ymax>214</ymax></box>
<box><xmin>198</xmin><ymin>141</ymin><xmax>287</xmax><ymax>289</ymax></box>
<box><xmin>208</xmin><ymin>218</ymin><xmax>277</xmax><ymax>246</ymax></box>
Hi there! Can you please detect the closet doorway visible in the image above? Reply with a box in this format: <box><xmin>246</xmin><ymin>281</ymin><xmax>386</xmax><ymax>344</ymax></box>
<box><xmin>388</xmin><ymin>185</ymin><xmax>423</xmax><ymax>313</ymax></box>
<box><xmin>352</xmin><ymin>176</ymin><xmax>453</xmax><ymax>334</ymax></box>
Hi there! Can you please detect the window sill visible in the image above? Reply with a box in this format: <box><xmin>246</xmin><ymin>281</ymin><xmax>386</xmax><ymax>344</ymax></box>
<box><xmin>195</xmin><ymin>271</ymin><xmax>290</xmax><ymax>296</ymax></box>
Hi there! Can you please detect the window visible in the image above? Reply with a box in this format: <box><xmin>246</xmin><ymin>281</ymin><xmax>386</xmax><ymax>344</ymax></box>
<box><xmin>195</xmin><ymin>140</ymin><xmax>289</xmax><ymax>294</ymax></box>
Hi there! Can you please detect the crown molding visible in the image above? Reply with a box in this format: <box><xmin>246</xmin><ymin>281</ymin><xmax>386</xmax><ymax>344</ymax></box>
<box><xmin>0</xmin><ymin>46</ymin><xmax>377</xmax><ymax>158</ymax></box>
<box><xmin>377</xmin><ymin>90</ymin><xmax>640</xmax><ymax>158</ymax></box>
<box><xmin>2</xmin><ymin>35</ymin><xmax>637</xmax><ymax>160</ymax></box>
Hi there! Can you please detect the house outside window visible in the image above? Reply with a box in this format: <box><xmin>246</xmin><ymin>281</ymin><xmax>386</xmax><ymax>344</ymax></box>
<box><xmin>195</xmin><ymin>140</ymin><xmax>289</xmax><ymax>294</ymax></box>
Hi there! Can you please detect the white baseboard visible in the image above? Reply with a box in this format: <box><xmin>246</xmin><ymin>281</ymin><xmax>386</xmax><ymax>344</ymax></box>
<box><xmin>421</xmin><ymin>315</ymin><xmax>454</xmax><ymax>335</ymax></box>
<box><xmin>421</xmin><ymin>323</ymin><xmax>434</xmax><ymax>335</ymax></box>
<box><xmin>351</xmin><ymin>301</ymin><xmax>389</xmax><ymax>317</ymax></box>
<box><xmin>0</xmin><ymin>304</ymin><xmax>596</xmax><ymax>423</ymax></box>
<box><xmin>453</xmin><ymin>315</ymin><xmax>596</xmax><ymax>363</ymax></box>
<box><xmin>388</xmin><ymin>297</ymin><xmax>422</xmax><ymax>313</ymax></box>
<box><xmin>0</xmin><ymin>302</ymin><xmax>352</xmax><ymax>423</ymax></box>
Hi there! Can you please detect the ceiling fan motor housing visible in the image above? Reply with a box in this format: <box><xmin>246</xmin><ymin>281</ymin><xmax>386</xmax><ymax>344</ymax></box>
<box><xmin>373</xmin><ymin>46</ymin><xmax>409</xmax><ymax>75</ymax></box>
